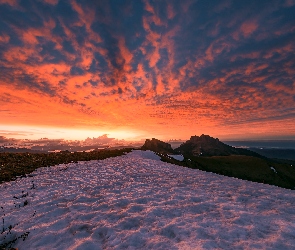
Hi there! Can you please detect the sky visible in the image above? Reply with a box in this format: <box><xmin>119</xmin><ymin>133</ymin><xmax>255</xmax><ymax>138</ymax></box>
<box><xmin>0</xmin><ymin>0</ymin><xmax>295</xmax><ymax>141</ymax></box>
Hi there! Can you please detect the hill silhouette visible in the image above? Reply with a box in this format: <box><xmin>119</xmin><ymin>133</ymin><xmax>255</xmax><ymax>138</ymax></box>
<box><xmin>141</xmin><ymin>138</ymin><xmax>174</xmax><ymax>154</ymax></box>
<box><xmin>175</xmin><ymin>134</ymin><xmax>261</xmax><ymax>157</ymax></box>
<box><xmin>141</xmin><ymin>135</ymin><xmax>295</xmax><ymax>190</ymax></box>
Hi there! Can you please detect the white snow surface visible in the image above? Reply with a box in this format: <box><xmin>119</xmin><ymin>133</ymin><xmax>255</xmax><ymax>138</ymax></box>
<box><xmin>168</xmin><ymin>154</ymin><xmax>184</xmax><ymax>161</ymax></box>
<box><xmin>270</xmin><ymin>167</ymin><xmax>277</xmax><ymax>174</ymax></box>
<box><xmin>1</xmin><ymin>150</ymin><xmax>295</xmax><ymax>249</ymax></box>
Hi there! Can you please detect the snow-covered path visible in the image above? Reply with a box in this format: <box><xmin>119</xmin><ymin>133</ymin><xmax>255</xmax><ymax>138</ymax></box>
<box><xmin>1</xmin><ymin>150</ymin><xmax>295</xmax><ymax>249</ymax></box>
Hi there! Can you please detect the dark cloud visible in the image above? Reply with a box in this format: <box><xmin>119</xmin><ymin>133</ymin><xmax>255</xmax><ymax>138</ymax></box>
<box><xmin>62</xmin><ymin>40</ymin><xmax>76</xmax><ymax>54</ymax></box>
<box><xmin>70</xmin><ymin>66</ymin><xmax>84</xmax><ymax>76</ymax></box>
<box><xmin>54</xmin><ymin>1</ymin><xmax>78</xmax><ymax>23</ymax></box>
<box><xmin>0</xmin><ymin>65</ymin><xmax>57</xmax><ymax>96</ymax></box>
<box><xmin>0</xmin><ymin>135</ymin><xmax>10</xmax><ymax>143</ymax></box>
<box><xmin>62</xmin><ymin>96</ymin><xmax>77</xmax><ymax>106</ymax></box>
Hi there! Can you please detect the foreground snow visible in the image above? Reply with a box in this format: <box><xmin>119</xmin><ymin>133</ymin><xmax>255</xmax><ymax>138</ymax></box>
<box><xmin>1</xmin><ymin>150</ymin><xmax>295</xmax><ymax>249</ymax></box>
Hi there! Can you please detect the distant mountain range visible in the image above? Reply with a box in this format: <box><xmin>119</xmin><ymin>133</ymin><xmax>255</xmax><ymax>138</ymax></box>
<box><xmin>0</xmin><ymin>144</ymin><xmax>136</xmax><ymax>153</ymax></box>
<box><xmin>246</xmin><ymin>148</ymin><xmax>295</xmax><ymax>161</ymax></box>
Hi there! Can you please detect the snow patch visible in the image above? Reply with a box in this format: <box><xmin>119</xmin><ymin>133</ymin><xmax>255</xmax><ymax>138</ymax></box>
<box><xmin>168</xmin><ymin>154</ymin><xmax>184</xmax><ymax>161</ymax></box>
<box><xmin>126</xmin><ymin>150</ymin><xmax>161</xmax><ymax>161</ymax></box>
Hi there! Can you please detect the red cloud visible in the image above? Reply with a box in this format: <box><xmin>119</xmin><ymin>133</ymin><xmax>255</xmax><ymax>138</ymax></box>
<box><xmin>0</xmin><ymin>0</ymin><xmax>18</xmax><ymax>7</ymax></box>
<box><xmin>0</xmin><ymin>34</ymin><xmax>10</xmax><ymax>43</ymax></box>
<box><xmin>284</xmin><ymin>0</ymin><xmax>295</xmax><ymax>7</ymax></box>
<box><xmin>43</xmin><ymin>0</ymin><xmax>59</xmax><ymax>5</ymax></box>
<box><xmin>240</xmin><ymin>20</ymin><xmax>258</xmax><ymax>38</ymax></box>
<box><xmin>167</xmin><ymin>3</ymin><xmax>176</xmax><ymax>19</ymax></box>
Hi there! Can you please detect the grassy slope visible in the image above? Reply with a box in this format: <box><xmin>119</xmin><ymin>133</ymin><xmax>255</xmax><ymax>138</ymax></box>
<box><xmin>0</xmin><ymin>148</ymin><xmax>133</xmax><ymax>184</ymax></box>
<box><xmin>158</xmin><ymin>153</ymin><xmax>295</xmax><ymax>190</ymax></box>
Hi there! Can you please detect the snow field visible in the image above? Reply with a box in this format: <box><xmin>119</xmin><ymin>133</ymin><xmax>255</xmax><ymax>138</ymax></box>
<box><xmin>0</xmin><ymin>150</ymin><xmax>295</xmax><ymax>249</ymax></box>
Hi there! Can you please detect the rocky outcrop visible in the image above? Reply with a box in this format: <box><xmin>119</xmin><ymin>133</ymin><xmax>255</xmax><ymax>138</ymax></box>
<box><xmin>141</xmin><ymin>138</ymin><xmax>174</xmax><ymax>154</ymax></box>
<box><xmin>141</xmin><ymin>135</ymin><xmax>261</xmax><ymax>158</ymax></box>
<box><xmin>175</xmin><ymin>134</ymin><xmax>260</xmax><ymax>157</ymax></box>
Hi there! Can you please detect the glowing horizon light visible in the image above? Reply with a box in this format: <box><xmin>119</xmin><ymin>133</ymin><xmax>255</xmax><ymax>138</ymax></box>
<box><xmin>0</xmin><ymin>125</ymin><xmax>144</xmax><ymax>141</ymax></box>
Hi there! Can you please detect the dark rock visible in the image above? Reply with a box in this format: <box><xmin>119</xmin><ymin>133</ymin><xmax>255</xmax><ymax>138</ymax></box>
<box><xmin>141</xmin><ymin>138</ymin><xmax>174</xmax><ymax>154</ymax></box>
<box><xmin>175</xmin><ymin>134</ymin><xmax>261</xmax><ymax>157</ymax></box>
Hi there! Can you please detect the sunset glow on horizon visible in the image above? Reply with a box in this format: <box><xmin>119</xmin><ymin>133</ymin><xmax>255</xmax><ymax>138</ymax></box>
<box><xmin>1</xmin><ymin>0</ymin><xmax>295</xmax><ymax>141</ymax></box>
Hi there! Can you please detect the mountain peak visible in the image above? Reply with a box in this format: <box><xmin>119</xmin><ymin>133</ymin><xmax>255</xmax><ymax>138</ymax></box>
<box><xmin>175</xmin><ymin>134</ymin><xmax>258</xmax><ymax>157</ymax></box>
<box><xmin>141</xmin><ymin>138</ymin><xmax>174</xmax><ymax>154</ymax></box>
<box><xmin>189</xmin><ymin>134</ymin><xmax>220</xmax><ymax>143</ymax></box>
